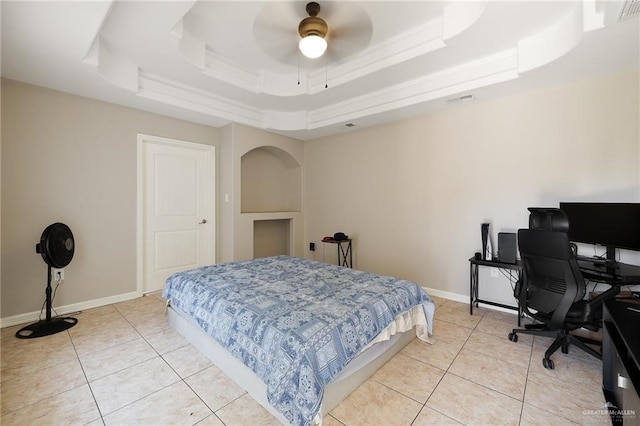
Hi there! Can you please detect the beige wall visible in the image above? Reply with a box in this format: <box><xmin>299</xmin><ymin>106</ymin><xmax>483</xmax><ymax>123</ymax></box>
<box><xmin>304</xmin><ymin>70</ymin><xmax>640</xmax><ymax>304</ymax></box>
<box><xmin>3</xmin><ymin>69</ymin><xmax>639</xmax><ymax>321</ymax></box>
<box><xmin>1</xmin><ymin>79</ymin><xmax>219</xmax><ymax>320</ymax></box>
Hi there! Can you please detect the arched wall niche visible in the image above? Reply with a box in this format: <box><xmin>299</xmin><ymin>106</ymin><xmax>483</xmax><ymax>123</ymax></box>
<box><xmin>218</xmin><ymin>123</ymin><xmax>303</xmax><ymax>263</ymax></box>
<box><xmin>241</xmin><ymin>145</ymin><xmax>302</xmax><ymax>213</ymax></box>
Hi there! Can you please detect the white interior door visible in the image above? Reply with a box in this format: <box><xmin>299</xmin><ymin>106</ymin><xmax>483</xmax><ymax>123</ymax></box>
<box><xmin>139</xmin><ymin>135</ymin><xmax>215</xmax><ymax>293</ymax></box>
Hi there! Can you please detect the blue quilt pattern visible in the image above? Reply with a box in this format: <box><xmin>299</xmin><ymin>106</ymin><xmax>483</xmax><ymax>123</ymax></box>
<box><xmin>163</xmin><ymin>256</ymin><xmax>434</xmax><ymax>426</ymax></box>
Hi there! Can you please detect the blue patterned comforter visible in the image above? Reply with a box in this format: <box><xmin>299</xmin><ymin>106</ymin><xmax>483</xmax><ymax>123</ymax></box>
<box><xmin>163</xmin><ymin>255</ymin><xmax>434</xmax><ymax>426</ymax></box>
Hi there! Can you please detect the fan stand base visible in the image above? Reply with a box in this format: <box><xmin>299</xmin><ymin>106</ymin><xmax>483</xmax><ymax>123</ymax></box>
<box><xmin>15</xmin><ymin>317</ymin><xmax>78</xmax><ymax>339</ymax></box>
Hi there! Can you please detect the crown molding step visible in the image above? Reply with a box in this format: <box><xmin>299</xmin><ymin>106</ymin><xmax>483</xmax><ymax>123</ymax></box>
<box><xmin>518</xmin><ymin>3</ymin><xmax>585</xmax><ymax>74</ymax></box>
<box><xmin>137</xmin><ymin>72</ymin><xmax>264</xmax><ymax>128</ymax></box>
<box><xmin>133</xmin><ymin>48</ymin><xmax>520</xmax><ymax>132</ymax></box>
<box><xmin>172</xmin><ymin>20</ymin><xmax>207</xmax><ymax>70</ymax></box>
<box><xmin>85</xmin><ymin>37</ymin><xmax>139</xmax><ymax>93</ymax></box>
<box><xmin>442</xmin><ymin>0</ymin><xmax>487</xmax><ymax>40</ymax></box>
<box><xmin>307</xmin><ymin>50</ymin><xmax>519</xmax><ymax>129</ymax></box>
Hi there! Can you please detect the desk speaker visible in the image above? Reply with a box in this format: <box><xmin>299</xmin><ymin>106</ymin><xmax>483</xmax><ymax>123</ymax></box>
<box><xmin>498</xmin><ymin>233</ymin><xmax>517</xmax><ymax>264</ymax></box>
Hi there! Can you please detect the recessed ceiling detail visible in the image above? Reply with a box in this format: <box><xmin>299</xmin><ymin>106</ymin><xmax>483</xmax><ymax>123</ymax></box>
<box><xmin>172</xmin><ymin>5</ymin><xmax>457</xmax><ymax>97</ymax></box>
<box><xmin>2</xmin><ymin>0</ymin><xmax>637</xmax><ymax>140</ymax></box>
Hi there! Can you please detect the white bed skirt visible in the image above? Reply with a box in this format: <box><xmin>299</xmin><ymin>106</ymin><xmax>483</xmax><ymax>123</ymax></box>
<box><xmin>166</xmin><ymin>303</ymin><xmax>431</xmax><ymax>425</ymax></box>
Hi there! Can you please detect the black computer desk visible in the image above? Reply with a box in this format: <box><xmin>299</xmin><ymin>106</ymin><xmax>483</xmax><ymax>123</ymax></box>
<box><xmin>577</xmin><ymin>258</ymin><xmax>640</xmax><ymax>285</ymax></box>
<box><xmin>468</xmin><ymin>257</ymin><xmax>640</xmax><ymax>325</ymax></box>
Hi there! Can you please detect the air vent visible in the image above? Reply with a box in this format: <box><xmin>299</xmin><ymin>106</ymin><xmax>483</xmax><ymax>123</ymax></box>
<box><xmin>446</xmin><ymin>94</ymin><xmax>475</xmax><ymax>105</ymax></box>
<box><xmin>619</xmin><ymin>0</ymin><xmax>640</xmax><ymax>21</ymax></box>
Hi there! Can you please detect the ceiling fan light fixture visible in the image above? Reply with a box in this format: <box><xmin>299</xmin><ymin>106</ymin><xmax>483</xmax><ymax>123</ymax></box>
<box><xmin>299</xmin><ymin>35</ymin><xmax>327</xmax><ymax>59</ymax></box>
<box><xmin>298</xmin><ymin>2</ymin><xmax>328</xmax><ymax>59</ymax></box>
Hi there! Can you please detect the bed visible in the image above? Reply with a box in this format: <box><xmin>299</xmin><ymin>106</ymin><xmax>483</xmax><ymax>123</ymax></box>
<box><xmin>162</xmin><ymin>255</ymin><xmax>435</xmax><ymax>426</ymax></box>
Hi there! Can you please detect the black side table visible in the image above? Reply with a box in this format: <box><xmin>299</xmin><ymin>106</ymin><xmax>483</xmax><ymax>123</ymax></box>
<box><xmin>469</xmin><ymin>257</ymin><xmax>522</xmax><ymax>324</ymax></box>
<box><xmin>323</xmin><ymin>239</ymin><xmax>353</xmax><ymax>268</ymax></box>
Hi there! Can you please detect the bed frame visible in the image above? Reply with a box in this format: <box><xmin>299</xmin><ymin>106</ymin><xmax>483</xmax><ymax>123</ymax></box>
<box><xmin>167</xmin><ymin>305</ymin><xmax>417</xmax><ymax>424</ymax></box>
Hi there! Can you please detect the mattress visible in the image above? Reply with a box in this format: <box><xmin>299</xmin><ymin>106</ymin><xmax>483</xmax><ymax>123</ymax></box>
<box><xmin>163</xmin><ymin>255</ymin><xmax>434</xmax><ymax>426</ymax></box>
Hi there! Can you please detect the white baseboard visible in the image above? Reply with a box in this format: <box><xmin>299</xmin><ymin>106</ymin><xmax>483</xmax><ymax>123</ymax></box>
<box><xmin>0</xmin><ymin>291</ymin><xmax>142</xmax><ymax>328</ymax></box>
<box><xmin>422</xmin><ymin>286</ymin><xmax>518</xmax><ymax>316</ymax></box>
<box><xmin>422</xmin><ymin>286</ymin><xmax>469</xmax><ymax>304</ymax></box>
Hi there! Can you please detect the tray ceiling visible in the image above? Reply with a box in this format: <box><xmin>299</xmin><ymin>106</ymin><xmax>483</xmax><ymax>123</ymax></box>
<box><xmin>2</xmin><ymin>1</ymin><xmax>638</xmax><ymax>140</ymax></box>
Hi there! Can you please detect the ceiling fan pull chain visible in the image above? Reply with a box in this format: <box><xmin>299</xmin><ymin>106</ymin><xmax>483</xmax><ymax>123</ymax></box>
<box><xmin>325</xmin><ymin>54</ymin><xmax>328</xmax><ymax>89</ymax></box>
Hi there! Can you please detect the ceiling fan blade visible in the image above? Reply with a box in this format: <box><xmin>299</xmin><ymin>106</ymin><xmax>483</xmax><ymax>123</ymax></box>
<box><xmin>252</xmin><ymin>2</ymin><xmax>305</xmax><ymax>65</ymax></box>
<box><xmin>329</xmin><ymin>23</ymin><xmax>372</xmax><ymax>50</ymax></box>
<box><xmin>322</xmin><ymin>2</ymin><xmax>373</xmax><ymax>57</ymax></box>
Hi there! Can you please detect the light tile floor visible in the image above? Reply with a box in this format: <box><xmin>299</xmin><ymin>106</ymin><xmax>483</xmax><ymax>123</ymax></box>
<box><xmin>0</xmin><ymin>293</ymin><xmax>613</xmax><ymax>425</ymax></box>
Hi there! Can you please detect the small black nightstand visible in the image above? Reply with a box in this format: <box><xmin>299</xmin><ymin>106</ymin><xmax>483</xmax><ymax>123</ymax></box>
<box><xmin>323</xmin><ymin>239</ymin><xmax>353</xmax><ymax>268</ymax></box>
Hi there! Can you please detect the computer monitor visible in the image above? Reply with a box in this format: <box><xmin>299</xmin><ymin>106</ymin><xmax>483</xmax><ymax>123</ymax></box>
<box><xmin>559</xmin><ymin>202</ymin><xmax>640</xmax><ymax>261</ymax></box>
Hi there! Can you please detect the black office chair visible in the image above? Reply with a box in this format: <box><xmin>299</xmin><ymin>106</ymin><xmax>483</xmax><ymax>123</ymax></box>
<box><xmin>508</xmin><ymin>208</ymin><xmax>619</xmax><ymax>369</ymax></box>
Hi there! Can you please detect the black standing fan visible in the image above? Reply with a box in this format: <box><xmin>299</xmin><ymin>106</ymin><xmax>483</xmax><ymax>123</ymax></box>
<box><xmin>16</xmin><ymin>223</ymin><xmax>78</xmax><ymax>338</ymax></box>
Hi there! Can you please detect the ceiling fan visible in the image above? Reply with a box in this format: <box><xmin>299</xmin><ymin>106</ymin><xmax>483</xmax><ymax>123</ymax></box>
<box><xmin>252</xmin><ymin>1</ymin><xmax>373</xmax><ymax>66</ymax></box>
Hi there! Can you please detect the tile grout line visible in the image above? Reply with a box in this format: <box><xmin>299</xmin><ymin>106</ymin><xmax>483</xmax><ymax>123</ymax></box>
<box><xmin>179</xmin><ymin>372</ymin><xmax>230</xmax><ymax>425</ymax></box>
<box><xmin>0</xmin><ymin>333</ymin><xmax>97</xmax><ymax>420</ymax></box>
<box><xmin>73</xmin><ymin>298</ymin><xmax>171</xmax><ymax>423</ymax></box>
<box><xmin>92</xmin><ymin>299</ymin><xmax>197</xmax><ymax>423</ymax></box>
<box><xmin>470</xmin><ymin>308</ymin><xmax>529</xmax><ymax>425</ymax></box>
<box><xmin>144</xmin><ymin>294</ymin><xmax>255</xmax><ymax>424</ymax></box>
<box><xmin>516</xmin><ymin>336</ymin><xmax>536</xmax><ymax>426</ymax></box>
<box><xmin>68</xmin><ymin>328</ymin><xmax>107</xmax><ymax>426</ymax></box>
<box><xmin>419</xmin><ymin>303</ymin><xmax>531</xmax><ymax>425</ymax></box>
<box><xmin>407</xmin><ymin>303</ymin><xmax>480</xmax><ymax>425</ymax></box>
<box><xmin>131</xmin><ymin>297</ymin><xmax>228</xmax><ymax>425</ymax></box>
<box><xmin>522</xmin><ymin>335</ymin><xmax>606</xmax><ymax>425</ymax></box>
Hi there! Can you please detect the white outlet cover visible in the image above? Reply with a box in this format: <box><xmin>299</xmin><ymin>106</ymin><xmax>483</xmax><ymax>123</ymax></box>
<box><xmin>52</xmin><ymin>268</ymin><xmax>65</xmax><ymax>281</ymax></box>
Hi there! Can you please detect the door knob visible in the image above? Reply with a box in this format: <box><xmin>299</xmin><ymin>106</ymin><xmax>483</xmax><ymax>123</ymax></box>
<box><xmin>199</xmin><ymin>219</ymin><xmax>207</xmax><ymax>224</ymax></box>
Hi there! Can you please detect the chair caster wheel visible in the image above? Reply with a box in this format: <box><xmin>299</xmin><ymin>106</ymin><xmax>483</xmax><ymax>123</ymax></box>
<box><xmin>508</xmin><ymin>332</ymin><xmax>518</xmax><ymax>342</ymax></box>
<box><xmin>542</xmin><ymin>358</ymin><xmax>555</xmax><ymax>370</ymax></box>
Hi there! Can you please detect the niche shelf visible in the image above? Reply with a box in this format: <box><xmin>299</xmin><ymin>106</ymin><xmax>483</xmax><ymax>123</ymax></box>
<box><xmin>241</xmin><ymin>146</ymin><xmax>302</xmax><ymax>213</ymax></box>
<box><xmin>253</xmin><ymin>219</ymin><xmax>291</xmax><ymax>258</ymax></box>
